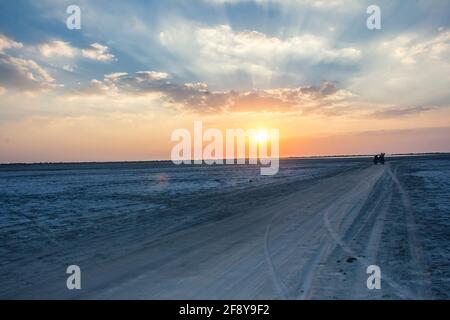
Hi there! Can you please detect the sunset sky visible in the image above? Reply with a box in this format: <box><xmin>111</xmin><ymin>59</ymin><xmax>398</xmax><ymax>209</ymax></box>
<box><xmin>1</xmin><ymin>0</ymin><xmax>449</xmax><ymax>163</ymax></box>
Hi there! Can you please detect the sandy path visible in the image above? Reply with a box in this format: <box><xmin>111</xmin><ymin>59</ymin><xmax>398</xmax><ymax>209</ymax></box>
<box><xmin>22</xmin><ymin>163</ymin><xmax>428</xmax><ymax>299</ymax></box>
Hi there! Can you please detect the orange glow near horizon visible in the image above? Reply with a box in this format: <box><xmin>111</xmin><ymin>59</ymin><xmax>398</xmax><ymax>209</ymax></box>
<box><xmin>1</xmin><ymin>107</ymin><xmax>449</xmax><ymax>163</ymax></box>
<box><xmin>0</xmin><ymin>92</ymin><xmax>450</xmax><ymax>163</ymax></box>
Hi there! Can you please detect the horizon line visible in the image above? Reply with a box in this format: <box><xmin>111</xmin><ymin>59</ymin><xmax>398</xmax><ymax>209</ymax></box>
<box><xmin>1</xmin><ymin>152</ymin><xmax>449</xmax><ymax>166</ymax></box>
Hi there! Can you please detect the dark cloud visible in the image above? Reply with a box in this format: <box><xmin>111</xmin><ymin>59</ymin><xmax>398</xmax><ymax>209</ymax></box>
<box><xmin>370</xmin><ymin>106</ymin><xmax>436</xmax><ymax>118</ymax></box>
<box><xmin>77</xmin><ymin>71</ymin><xmax>349</xmax><ymax>114</ymax></box>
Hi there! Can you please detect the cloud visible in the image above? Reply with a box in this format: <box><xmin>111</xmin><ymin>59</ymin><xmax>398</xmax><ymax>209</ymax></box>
<box><xmin>384</xmin><ymin>31</ymin><xmax>450</xmax><ymax>65</ymax></box>
<box><xmin>190</xmin><ymin>25</ymin><xmax>361</xmax><ymax>63</ymax></box>
<box><xmin>204</xmin><ymin>0</ymin><xmax>359</xmax><ymax>10</ymax></box>
<box><xmin>36</xmin><ymin>40</ymin><xmax>116</xmax><ymax>72</ymax></box>
<box><xmin>38</xmin><ymin>41</ymin><xmax>76</xmax><ymax>58</ymax></box>
<box><xmin>0</xmin><ymin>86</ymin><xmax>5</xmax><ymax>95</ymax></box>
<box><xmin>62</xmin><ymin>65</ymin><xmax>74</xmax><ymax>72</ymax></box>
<box><xmin>38</xmin><ymin>41</ymin><xmax>116</xmax><ymax>63</ymax></box>
<box><xmin>370</xmin><ymin>106</ymin><xmax>437</xmax><ymax>118</ymax></box>
<box><xmin>81</xmin><ymin>43</ymin><xmax>116</xmax><ymax>62</ymax></box>
<box><xmin>74</xmin><ymin>71</ymin><xmax>351</xmax><ymax>114</ymax></box>
<box><xmin>159</xmin><ymin>24</ymin><xmax>361</xmax><ymax>88</ymax></box>
<box><xmin>0</xmin><ymin>34</ymin><xmax>61</xmax><ymax>92</ymax></box>
<box><xmin>0</xmin><ymin>34</ymin><xmax>23</xmax><ymax>53</ymax></box>
<box><xmin>0</xmin><ymin>54</ymin><xmax>58</xmax><ymax>91</ymax></box>
<box><xmin>349</xmin><ymin>29</ymin><xmax>450</xmax><ymax>107</ymax></box>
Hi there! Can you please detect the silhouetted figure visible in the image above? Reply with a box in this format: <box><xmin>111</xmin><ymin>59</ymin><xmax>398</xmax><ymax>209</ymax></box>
<box><xmin>373</xmin><ymin>155</ymin><xmax>379</xmax><ymax>164</ymax></box>
<box><xmin>373</xmin><ymin>153</ymin><xmax>386</xmax><ymax>165</ymax></box>
<box><xmin>379</xmin><ymin>153</ymin><xmax>385</xmax><ymax>165</ymax></box>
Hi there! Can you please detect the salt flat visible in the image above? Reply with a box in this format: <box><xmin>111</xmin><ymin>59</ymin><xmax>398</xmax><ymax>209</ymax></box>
<box><xmin>0</xmin><ymin>155</ymin><xmax>449</xmax><ymax>299</ymax></box>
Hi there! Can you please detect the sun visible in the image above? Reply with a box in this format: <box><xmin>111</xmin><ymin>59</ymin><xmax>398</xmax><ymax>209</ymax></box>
<box><xmin>255</xmin><ymin>129</ymin><xmax>269</xmax><ymax>144</ymax></box>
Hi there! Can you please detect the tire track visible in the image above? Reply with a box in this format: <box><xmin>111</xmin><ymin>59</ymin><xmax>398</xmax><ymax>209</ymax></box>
<box><xmin>262</xmin><ymin>169</ymin><xmax>361</xmax><ymax>299</ymax></box>
<box><xmin>349</xmin><ymin>175</ymin><xmax>392</xmax><ymax>298</ymax></box>
<box><xmin>322</xmin><ymin>166</ymin><xmax>418</xmax><ymax>299</ymax></box>
<box><xmin>264</xmin><ymin>214</ymin><xmax>291</xmax><ymax>299</ymax></box>
<box><xmin>387</xmin><ymin>166</ymin><xmax>430</xmax><ymax>298</ymax></box>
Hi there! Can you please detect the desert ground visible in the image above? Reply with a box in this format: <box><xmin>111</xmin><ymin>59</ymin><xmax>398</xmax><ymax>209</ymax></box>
<box><xmin>1</xmin><ymin>155</ymin><xmax>449</xmax><ymax>299</ymax></box>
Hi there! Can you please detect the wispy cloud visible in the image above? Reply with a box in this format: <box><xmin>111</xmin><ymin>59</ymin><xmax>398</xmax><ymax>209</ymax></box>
<box><xmin>370</xmin><ymin>106</ymin><xmax>437</xmax><ymax>118</ymax></box>
<box><xmin>0</xmin><ymin>34</ymin><xmax>58</xmax><ymax>91</ymax></box>
<box><xmin>0</xmin><ymin>33</ymin><xmax>118</xmax><ymax>92</ymax></box>
<box><xmin>0</xmin><ymin>34</ymin><xmax>23</xmax><ymax>53</ymax></box>
<box><xmin>81</xmin><ymin>43</ymin><xmax>116</xmax><ymax>62</ymax></box>
<box><xmin>39</xmin><ymin>41</ymin><xmax>76</xmax><ymax>58</ymax></box>
<box><xmin>38</xmin><ymin>40</ymin><xmax>116</xmax><ymax>62</ymax></box>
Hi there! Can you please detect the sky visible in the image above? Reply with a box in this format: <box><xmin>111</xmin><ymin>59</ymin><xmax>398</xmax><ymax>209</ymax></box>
<box><xmin>0</xmin><ymin>0</ymin><xmax>449</xmax><ymax>163</ymax></box>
